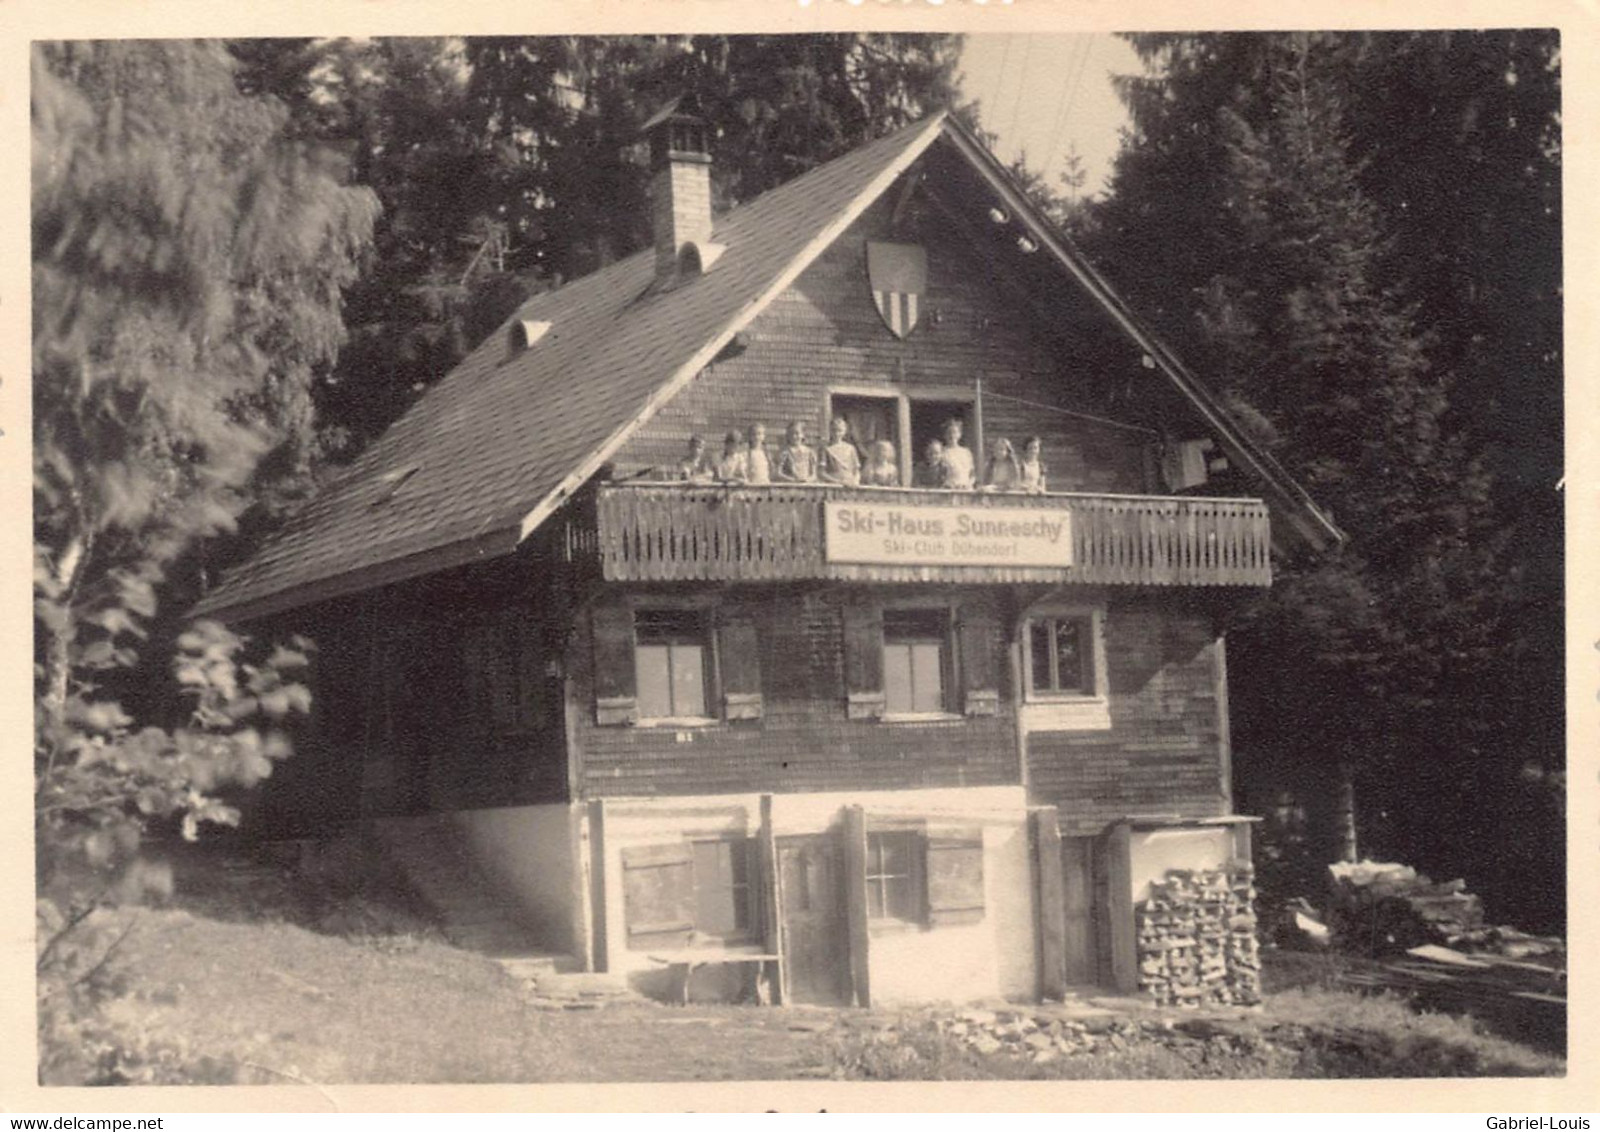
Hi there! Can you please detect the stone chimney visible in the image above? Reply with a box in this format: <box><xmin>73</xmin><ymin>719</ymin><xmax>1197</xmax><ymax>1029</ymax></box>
<box><xmin>643</xmin><ymin>94</ymin><xmax>716</xmax><ymax>285</ymax></box>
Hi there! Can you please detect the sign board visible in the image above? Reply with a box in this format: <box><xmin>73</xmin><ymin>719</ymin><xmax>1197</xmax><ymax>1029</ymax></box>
<box><xmin>824</xmin><ymin>501</ymin><xmax>1074</xmax><ymax>569</ymax></box>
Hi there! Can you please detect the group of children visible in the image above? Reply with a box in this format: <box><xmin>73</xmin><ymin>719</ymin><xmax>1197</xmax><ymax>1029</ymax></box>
<box><xmin>673</xmin><ymin>417</ymin><xmax>1049</xmax><ymax>493</ymax></box>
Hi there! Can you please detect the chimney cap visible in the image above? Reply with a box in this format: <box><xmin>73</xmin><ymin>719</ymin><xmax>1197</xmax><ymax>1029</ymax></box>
<box><xmin>641</xmin><ymin>91</ymin><xmax>706</xmax><ymax>135</ymax></box>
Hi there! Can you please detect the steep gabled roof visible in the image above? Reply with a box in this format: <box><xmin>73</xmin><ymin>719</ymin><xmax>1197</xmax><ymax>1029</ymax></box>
<box><xmin>196</xmin><ymin>115</ymin><xmax>948</xmax><ymax>621</ymax></box>
<box><xmin>197</xmin><ymin>112</ymin><xmax>1340</xmax><ymax>623</ymax></box>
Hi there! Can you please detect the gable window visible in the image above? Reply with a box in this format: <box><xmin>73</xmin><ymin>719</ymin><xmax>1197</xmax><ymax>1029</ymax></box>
<box><xmin>826</xmin><ymin>387</ymin><xmax>981</xmax><ymax>488</ymax></box>
<box><xmin>1029</xmin><ymin>616</ymin><xmax>1093</xmax><ymax>695</ymax></box>
<box><xmin>881</xmin><ymin>608</ymin><xmax>951</xmax><ymax>716</ymax></box>
<box><xmin>621</xmin><ymin>838</ymin><xmax>758</xmax><ymax>949</ymax></box>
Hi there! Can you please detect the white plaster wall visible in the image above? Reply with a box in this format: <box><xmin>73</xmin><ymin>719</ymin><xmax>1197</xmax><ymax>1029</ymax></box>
<box><xmin>865</xmin><ymin>814</ymin><xmax>1036</xmax><ymax>1005</ymax></box>
<box><xmin>448</xmin><ymin>803</ymin><xmax>577</xmax><ymax>953</ymax></box>
<box><xmin>595</xmin><ymin>785</ymin><xmax>1036</xmax><ymax>1004</ymax></box>
<box><xmin>1128</xmin><ymin>827</ymin><xmax>1234</xmax><ymax>903</ymax></box>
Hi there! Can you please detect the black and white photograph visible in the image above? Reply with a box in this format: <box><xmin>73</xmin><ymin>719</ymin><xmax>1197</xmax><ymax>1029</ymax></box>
<box><xmin>19</xmin><ymin>8</ymin><xmax>1583</xmax><ymax>1109</ymax></box>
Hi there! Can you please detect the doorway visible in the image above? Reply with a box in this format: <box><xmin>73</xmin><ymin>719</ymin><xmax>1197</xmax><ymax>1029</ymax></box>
<box><xmin>777</xmin><ymin>834</ymin><xmax>851</xmax><ymax>1005</ymax></box>
<box><xmin>1061</xmin><ymin>836</ymin><xmax>1104</xmax><ymax>986</ymax></box>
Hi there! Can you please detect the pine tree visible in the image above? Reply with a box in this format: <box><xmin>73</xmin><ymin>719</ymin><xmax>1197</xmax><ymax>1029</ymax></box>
<box><xmin>1083</xmin><ymin>31</ymin><xmax>1562</xmax><ymax>929</ymax></box>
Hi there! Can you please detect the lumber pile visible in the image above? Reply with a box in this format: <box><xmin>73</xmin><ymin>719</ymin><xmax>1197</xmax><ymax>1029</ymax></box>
<box><xmin>1136</xmin><ymin>866</ymin><xmax>1262</xmax><ymax>1008</ymax></box>
<box><xmin>1325</xmin><ymin>860</ymin><xmax>1485</xmax><ymax>954</ymax></box>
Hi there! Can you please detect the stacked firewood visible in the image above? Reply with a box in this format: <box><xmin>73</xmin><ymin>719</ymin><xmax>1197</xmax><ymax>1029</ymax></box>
<box><xmin>1135</xmin><ymin>866</ymin><xmax>1262</xmax><ymax>1008</ymax></box>
<box><xmin>1325</xmin><ymin>861</ymin><xmax>1485</xmax><ymax>954</ymax></box>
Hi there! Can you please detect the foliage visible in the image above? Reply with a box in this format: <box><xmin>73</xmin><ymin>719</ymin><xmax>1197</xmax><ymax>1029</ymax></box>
<box><xmin>33</xmin><ymin>32</ymin><xmax>371</xmax><ymax>979</ymax></box>
<box><xmin>1081</xmin><ymin>31</ymin><xmax>1562</xmax><ymax>929</ymax></box>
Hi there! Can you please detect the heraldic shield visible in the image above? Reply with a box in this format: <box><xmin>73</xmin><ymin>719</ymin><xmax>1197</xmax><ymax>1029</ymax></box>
<box><xmin>867</xmin><ymin>241</ymin><xmax>927</xmax><ymax>339</ymax></box>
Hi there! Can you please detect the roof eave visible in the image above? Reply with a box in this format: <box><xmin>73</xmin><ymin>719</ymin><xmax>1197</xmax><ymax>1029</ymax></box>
<box><xmin>936</xmin><ymin>115</ymin><xmax>1346</xmax><ymax>556</ymax></box>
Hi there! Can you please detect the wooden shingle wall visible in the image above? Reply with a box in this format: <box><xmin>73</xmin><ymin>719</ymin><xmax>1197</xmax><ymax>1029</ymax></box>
<box><xmin>1029</xmin><ymin>599</ymin><xmax>1229</xmax><ymax>835</ymax></box>
<box><xmin>572</xmin><ymin>586</ymin><xmax>1019</xmax><ymax>798</ymax></box>
<box><xmin>614</xmin><ymin>188</ymin><xmax>1148</xmax><ymax>495</ymax></box>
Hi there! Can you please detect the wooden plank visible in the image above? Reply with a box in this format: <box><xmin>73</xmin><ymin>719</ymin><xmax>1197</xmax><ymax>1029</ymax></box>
<box><xmin>842</xmin><ymin>805</ymin><xmax>872</xmax><ymax>1008</ymax></box>
<box><xmin>1061</xmin><ymin>835</ymin><xmax>1097</xmax><ymax>986</ymax></box>
<box><xmin>758</xmin><ymin>794</ymin><xmax>786</xmax><ymax>1005</ymax></box>
<box><xmin>1032</xmin><ymin>808</ymin><xmax>1067</xmax><ymax>1000</ymax></box>
<box><xmin>1104</xmin><ymin>821</ymin><xmax>1136</xmax><ymax>994</ymax></box>
<box><xmin>588</xmin><ymin>799</ymin><xmax>609</xmax><ymax>973</ymax></box>
<box><xmin>594</xmin><ymin>485</ymin><xmax>1272</xmax><ymax>588</ymax></box>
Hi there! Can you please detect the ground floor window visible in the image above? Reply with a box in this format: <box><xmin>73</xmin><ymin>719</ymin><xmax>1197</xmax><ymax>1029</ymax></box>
<box><xmin>692</xmin><ymin>838</ymin><xmax>755</xmax><ymax>940</ymax></box>
<box><xmin>865</xmin><ymin>831</ymin><xmax>923</xmax><ymax>921</ymax></box>
<box><xmin>622</xmin><ymin>837</ymin><xmax>758</xmax><ymax>948</ymax></box>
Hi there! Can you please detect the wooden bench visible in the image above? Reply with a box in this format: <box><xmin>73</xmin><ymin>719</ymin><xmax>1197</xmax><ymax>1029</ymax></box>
<box><xmin>647</xmin><ymin>950</ymin><xmax>784</xmax><ymax>1005</ymax></box>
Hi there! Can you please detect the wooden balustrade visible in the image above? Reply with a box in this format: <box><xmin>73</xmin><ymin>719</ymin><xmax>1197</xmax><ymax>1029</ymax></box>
<box><xmin>587</xmin><ymin>482</ymin><xmax>1272</xmax><ymax>587</ymax></box>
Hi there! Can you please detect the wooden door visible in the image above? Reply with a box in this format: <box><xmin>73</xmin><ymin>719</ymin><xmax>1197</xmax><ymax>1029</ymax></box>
<box><xmin>777</xmin><ymin>835</ymin><xmax>850</xmax><ymax>1005</ymax></box>
<box><xmin>1061</xmin><ymin>836</ymin><xmax>1101</xmax><ymax>987</ymax></box>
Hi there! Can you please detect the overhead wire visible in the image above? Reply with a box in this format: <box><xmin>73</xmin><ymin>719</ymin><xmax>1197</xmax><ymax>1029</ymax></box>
<box><xmin>1007</xmin><ymin>35</ymin><xmax>1033</xmax><ymax>148</ymax></box>
<box><xmin>1046</xmin><ymin>37</ymin><xmax>1096</xmax><ymax>183</ymax></box>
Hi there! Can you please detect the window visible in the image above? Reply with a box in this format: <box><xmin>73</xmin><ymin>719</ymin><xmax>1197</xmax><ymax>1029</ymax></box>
<box><xmin>634</xmin><ymin>608</ymin><xmax>710</xmax><ymax>721</ymax></box>
<box><xmin>1029</xmin><ymin>616</ymin><xmax>1093</xmax><ymax>695</ymax></box>
<box><xmin>621</xmin><ymin>838</ymin><xmax>758</xmax><ymax>949</ymax></box>
<box><xmin>1021</xmin><ymin>608</ymin><xmax>1109</xmax><ymax>730</ymax></box>
<box><xmin>862</xmin><ymin>826</ymin><xmax>986</xmax><ymax>928</ymax></box>
<box><xmin>825</xmin><ymin>387</ymin><xmax>980</xmax><ymax>488</ymax></box>
<box><xmin>692</xmin><ymin>839</ymin><xmax>754</xmax><ymax>940</ymax></box>
<box><xmin>593</xmin><ymin>602</ymin><xmax>763</xmax><ymax>727</ymax></box>
<box><xmin>881</xmin><ymin>608</ymin><xmax>951</xmax><ymax>716</ymax></box>
<box><xmin>866</xmin><ymin>831</ymin><xmax>922</xmax><ymax>921</ymax></box>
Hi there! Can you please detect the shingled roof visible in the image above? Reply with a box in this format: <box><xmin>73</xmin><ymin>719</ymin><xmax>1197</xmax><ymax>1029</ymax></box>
<box><xmin>197</xmin><ymin>112</ymin><xmax>1340</xmax><ymax>623</ymax></box>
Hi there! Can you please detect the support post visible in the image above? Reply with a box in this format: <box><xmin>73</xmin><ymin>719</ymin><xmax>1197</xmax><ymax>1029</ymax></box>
<box><xmin>1032</xmin><ymin>807</ymin><xmax>1066</xmax><ymax>1001</ymax></box>
<box><xmin>587</xmin><ymin>799</ymin><xmax>609</xmax><ymax>973</ymax></box>
<box><xmin>758</xmin><ymin>794</ymin><xmax>786</xmax><ymax>1005</ymax></box>
<box><xmin>842</xmin><ymin>805</ymin><xmax>871</xmax><ymax>1008</ymax></box>
<box><xmin>1105</xmin><ymin>821</ymin><xmax>1136</xmax><ymax>995</ymax></box>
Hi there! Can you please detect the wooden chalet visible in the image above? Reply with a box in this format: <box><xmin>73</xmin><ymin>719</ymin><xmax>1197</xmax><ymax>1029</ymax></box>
<box><xmin>196</xmin><ymin>101</ymin><xmax>1340</xmax><ymax>1007</ymax></box>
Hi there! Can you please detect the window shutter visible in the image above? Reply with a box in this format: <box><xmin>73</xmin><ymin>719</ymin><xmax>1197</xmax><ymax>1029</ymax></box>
<box><xmin>591</xmin><ymin>602</ymin><xmax>637</xmax><ymax>726</ymax></box>
<box><xmin>841</xmin><ymin>599</ymin><xmax>885</xmax><ymax>720</ymax></box>
<box><xmin>926</xmin><ymin>827</ymin><xmax>986</xmax><ymax>926</ymax></box>
<box><xmin>621</xmin><ymin>842</ymin><xmax>695</xmax><ymax>949</ymax></box>
<box><xmin>958</xmin><ymin>606</ymin><xmax>1000</xmax><ymax>716</ymax></box>
<box><xmin>716</xmin><ymin>617</ymin><xmax>763</xmax><ymax>721</ymax></box>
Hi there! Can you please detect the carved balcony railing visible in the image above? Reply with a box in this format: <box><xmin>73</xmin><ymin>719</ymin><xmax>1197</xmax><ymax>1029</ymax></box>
<box><xmin>584</xmin><ymin>482</ymin><xmax>1273</xmax><ymax>587</ymax></box>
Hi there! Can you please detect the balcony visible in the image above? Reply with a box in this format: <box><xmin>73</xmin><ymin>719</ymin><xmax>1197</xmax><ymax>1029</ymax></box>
<box><xmin>585</xmin><ymin>482</ymin><xmax>1273</xmax><ymax>588</ymax></box>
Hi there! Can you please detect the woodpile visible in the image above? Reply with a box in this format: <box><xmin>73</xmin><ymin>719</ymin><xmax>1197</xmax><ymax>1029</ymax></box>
<box><xmin>1325</xmin><ymin>860</ymin><xmax>1485</xmax><ymax>955</ymax></box>
<box><xmin>1136</xmin><ymin>866</ymin><xmax>1262</xmax><ymax>1008</ymax></box>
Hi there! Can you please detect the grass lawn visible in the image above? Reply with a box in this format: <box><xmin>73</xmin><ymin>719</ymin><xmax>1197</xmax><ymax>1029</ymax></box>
<box><xmin>44</xmin><ymin>901</ymin><xmax>1564</xmax><ymax>1086</ymax></box>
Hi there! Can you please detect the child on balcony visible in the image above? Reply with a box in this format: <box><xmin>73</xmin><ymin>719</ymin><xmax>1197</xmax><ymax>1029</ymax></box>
<box><xmin>1018</xmin><ymin>435</ymin><xmax>1048</xmax><ymax>493</ymax></box>
<box><xmin>940</xmin><ymin>418</ymin><xmax>976</xmax><ymax>490</ymax></box>
<box><xmin>679</xmin><ymin>434</ymin><xmax>714</xmax><ymax>483</ymax></box>
<box><xmin>917</xmin><ymin>438</ymin><xmax>947</xmax><ymax>487</ymax></box>
<box><xmin>774</xmin><ymin>421</ymin><xmax>819</xmax><ymax>483</ymax></box>
<box><xmin>745</xmin><ymin>422</ymin><xmax>772</xmax><ymax>485</ymax></box>
<box><xmin>984</xmin><ymin>437</ymin><xmax>1022</xmax><ymax>491</ymax></box>
<box><xmin>716</xmin><ymin>430</ymin><xmax>747</xmax><ymax>482</ymax></box>
<box><xmin>863</xmin><ymin>439</ymin><xmax>899</xmax><ymax>486</ymax></box>
<box><xmin>819</xmin><ymin>416</ymin><xmax>862</xmax><ymax>486</ymax></box>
